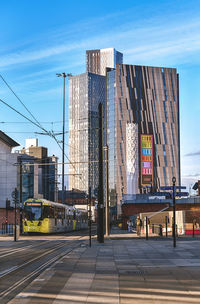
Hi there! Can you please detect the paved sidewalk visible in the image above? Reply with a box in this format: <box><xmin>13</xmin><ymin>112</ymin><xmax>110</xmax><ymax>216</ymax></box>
<box><xmin>9</xmin><ymin>231</ymin><xmax>200</xmax><ymax>304</ymax></box>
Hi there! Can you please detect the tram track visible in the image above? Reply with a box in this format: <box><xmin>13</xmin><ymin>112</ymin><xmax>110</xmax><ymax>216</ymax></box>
<box><xmin>0</xmin><ymin>232</ymin><xmax>91</xmax><ymax>303</ymax></box>
<box><xmin>0</xmin><ymin>240</ymin><xmax>53</xmax><ymax>258</ymax></box>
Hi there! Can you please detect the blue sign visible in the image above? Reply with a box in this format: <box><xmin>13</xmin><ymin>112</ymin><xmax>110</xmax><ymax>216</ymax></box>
<box><xmin>160</xmin><ymin>186</ymin><xmax>186</xmax><ymax>190</ymax></box>
<box><xmin>160</xmin><ymin>186</ymin><xmax>173</xmax><ymax>190</ymax></box>
<box><xmin>175</xmin><ymin>192</ymin><xmax>189</xmax><ymax>197</ymax></box>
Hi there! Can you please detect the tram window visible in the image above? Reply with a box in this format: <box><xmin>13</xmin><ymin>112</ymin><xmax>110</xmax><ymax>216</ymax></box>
<box><xmin>43</xmin><ymin>206</ymin><xmax>54</xmax><ymax>218</ymax></box>
<box><xmin>43</xmin><ymin>206</ymin><xmax>49</xmax><ymax>218</ymax></box>
<box><xmin>49</xmin><ymin>206</ymin><xmax>54</xmax><ymax>218</ymax></box>
<box><xmin>25</xmin><ymin>206</ymin><xmax>42</xmax><ymax>221</ymax></box>
<box><xmin>55</xmin><ymin>207</ymin><xmax>58</xmax><ymax>218</ymax></box>
<box><xmin>57</xmin><ymin>208</ymin><xmax>63</xmax><ymax>219</ymax></box>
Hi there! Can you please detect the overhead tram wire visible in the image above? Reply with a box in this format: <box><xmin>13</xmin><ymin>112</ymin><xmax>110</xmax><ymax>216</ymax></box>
<box><xmin>0</xmin><ymin>97</ymin><xmax>87</xmax><ymax>189</ymax></box>
<box><xmin>0</xmin><ymin>121</ymin><xmax>63</xmax><ymax>124</ymax></box>
<box><xmin>0</xmin><ymin>74</ymin><xmax>88</xmax><ymax>189</ymax></box>
<box><xmin>0</xmin><ymin>75</ymin><xmax>43</xmax><ymax>130</ymax></box>
<box><xmin>0</xmin><ymin>98</ymin><xmax>50</xmax><ymax>135</ymax></box>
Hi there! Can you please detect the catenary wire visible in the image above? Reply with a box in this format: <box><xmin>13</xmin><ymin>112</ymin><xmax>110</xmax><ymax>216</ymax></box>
<box><xmin>0</xmin><ymin>75</ymin><xmax>44</xmax><ymax>130</ymax></box>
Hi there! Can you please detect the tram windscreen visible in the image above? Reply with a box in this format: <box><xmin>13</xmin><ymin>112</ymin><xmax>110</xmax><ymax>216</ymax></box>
<box><xmin>24</xmin><ymin>202</ymin><xmax>42</xmax><ymax>221</ymax></box>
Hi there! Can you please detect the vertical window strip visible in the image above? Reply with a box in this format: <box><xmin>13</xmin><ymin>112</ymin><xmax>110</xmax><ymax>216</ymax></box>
<box><xmin>171</xmin><ymin>123</ymin><xmax>175</xmax><ymax>145</ymax></box>
<box><xmin>163</xmin><ymin>167</ymin><xmax>167</xmax><ymax>186</ymax></box>
<box><xmin>163</xmin><ymin>145</ymin><xmax>167</xmax><ymax>167</ymax></box>
<box><xmin>161</xmin><ymin>69</ymin><xmax>167</xmax><ymax>100</ymax></box>
<box><xmin>120</xmin><ymin>143</ymin><xmax>124</xmax><ymax>164</ymax></box>
<box><xmin>170</xmin><ymin>69</ymin><xmax>175</xmax><ymax>101</ymax></box>
<box><xmin>163</xmin><ymin>101</ymin><xmax>168</xmax><ymax>122</ymax></box>
<box><xmin>119</xmin><ymin>98</ymin><xmax>123</xmax><ymax>120</ymax></box>
<box><xmin>152</xmin><ymin>68</ymin><xmax>157</xmax><ymax>100</ymax></box>
<box><xmin>126</xmin><ymin>66</ymin><xmax>133</xmax><ymax>100</ymax></box>
<box><xmin>162</xmin><ymin>123</ymin><xmax>167</xmax><ymax>144</ymax></box>
<box><xmin>119</xmin><ymin>120</ymin><xmax>123</xmax><ymax>140</ymax></box>
<box><xmin>170</xmin><ymin>101</ymin><xmax>174</xmax><ymax>123</ymax></box>
<box><xmin>171</xmin><ymin>145</ymin><xmax>175</xmax><ymax>167</ymax></box>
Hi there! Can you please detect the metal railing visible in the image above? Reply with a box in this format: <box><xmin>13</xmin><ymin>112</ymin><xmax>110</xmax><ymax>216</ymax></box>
<box><xmin>1</xmin><ymin>223</ymin><xmax>14</xmax><ymax>235</ymax></box>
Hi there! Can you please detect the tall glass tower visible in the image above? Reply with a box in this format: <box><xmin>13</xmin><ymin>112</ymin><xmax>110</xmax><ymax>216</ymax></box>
<box><xmin>68</xmin><ymin>73</ymin><xmax>106</xmax><ymax>195</ymax></box>
<box><xmin>68</xmin><ymin>48</ymin><xmax>123</xmax><ymax>196</ymax></box>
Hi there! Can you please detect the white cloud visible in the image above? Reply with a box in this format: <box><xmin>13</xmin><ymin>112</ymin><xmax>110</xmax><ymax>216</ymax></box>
<box><xmin>1</xmin><ymin>12</ymin><xmax>200</xmax><ymax>70</ymax></box>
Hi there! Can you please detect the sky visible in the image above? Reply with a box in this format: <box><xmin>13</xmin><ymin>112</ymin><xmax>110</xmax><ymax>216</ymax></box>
<box><xmin>0</xmin><ymin>0</ymin><xmax>200</xmax><ymax>192</ymax></box>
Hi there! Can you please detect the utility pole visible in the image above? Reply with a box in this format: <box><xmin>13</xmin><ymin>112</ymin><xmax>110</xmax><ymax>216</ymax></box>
<box><xmin>104</xmin><ymin>145</ymin><xmax>110</xmax><ymax>236</ymax></box>
<box><xmin>19</xmin><ymin>157</ymin><xmax>23</xmax><ymax>233</ymax></box>
<box><xmin>57</xmin><ymin>73</ymin><xmax>72</xmax><ymax>204</ymax></box>
<box><xmin>97</xmin><ymin>103</ymin><xmax>104</xmax><ymax>243</ymax></box>
<box><xmin>172</xmin><ymin>176</ymin><xmax>176</xmax><ymax>248</ymax></box>
<box><xmin>12</xmin><ymin>188</ymin><xmax>18</xmax><ymax>242</ymax></box>
<box><xmin>88</xmin><ymin>186</ymin><xmax>92</xmax><ymax>247</ymax></box>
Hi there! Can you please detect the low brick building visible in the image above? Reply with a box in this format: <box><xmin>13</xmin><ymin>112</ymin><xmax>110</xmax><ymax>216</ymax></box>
<box><xmin>0</xmin><ymin>208</ymin><xmax>20</xmax><ymax>227</ymax></box>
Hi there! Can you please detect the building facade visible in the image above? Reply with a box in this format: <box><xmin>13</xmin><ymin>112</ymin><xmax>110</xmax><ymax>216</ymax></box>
<box><xmin>68</xmin><ymin>72</ymin><xmax>106</xmax><ymax>195</ymax></box>
<box><xmin>68</xmin><ymin>48</ymin><xmax>123</xmax><ymax>196</ymax></box>
<box><xmin>107</xmin><ymin>64</ymin><xmax>180</xmax><ymax>213</ymax></box>
<box><xmin>86</xmin><ymin>48</ymin><xmax>123</xmax><ymax>76</ymax></box>
<box><xmin>21</xmin><ymin>139</ymin><xmax>58</xmax><ymax>202</ymax></box>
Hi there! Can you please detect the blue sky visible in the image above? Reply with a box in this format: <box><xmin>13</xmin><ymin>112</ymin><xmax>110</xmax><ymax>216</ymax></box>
<box><xmin>0</xmin><ymin>0</ymin><xmax>200</xmax><ymax>191</ymax></box>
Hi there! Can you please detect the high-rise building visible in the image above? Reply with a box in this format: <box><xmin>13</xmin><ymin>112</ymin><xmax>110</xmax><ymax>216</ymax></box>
<box><xmin>86</xmin><ymin>48</ymin><xmax>123</xmax><ymax>76</ymax></box>
<box><xmin>69</xmin><ymin>48</ymin><xmax>180</xmax><ymax>217</ymax></box>
<box><xmin>68</xmin><ymin>48</ymin><xmax>123</xmax><ymax>195</ymax></box>
<box><xmin>107</xmin><ymin>64</ymin><xmax>180</xmax><ymax>213</ymax></box>
<box><xmin>68</xmin><ymin>72</ymin><xmax>106</xmax><ymax>195</ymax></box>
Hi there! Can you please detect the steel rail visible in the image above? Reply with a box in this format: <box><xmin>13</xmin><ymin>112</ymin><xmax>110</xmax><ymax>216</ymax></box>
<box><xmin>0</xmin><ymin>236</ymin><xmax>86</xmax><ymax>302</ymax></box>
<box><xmin>0</xmin><ymin>240</ymin><xmax>53</xmax><ymax>258</ymax></box>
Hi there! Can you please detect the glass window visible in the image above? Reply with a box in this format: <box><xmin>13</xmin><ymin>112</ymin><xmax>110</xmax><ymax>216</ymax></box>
<box><xmin>163</xmin><ymin>101</ymin><xmax>168</xmax><ymax>122</ymax></box>
<box><xmin>162</xmin><ymin>123</ymin><xmax>167</xmax><ymax>144</ymax></box>
<box><xmin>170</xmin><ymin>101</ymin><xmax>174</xmax><ymax>123</ymax></box>
<box><xmin>161</xmin><ymin>69</ymin><xmax>167</xmax><ymax>100</ymax></box>
<box><xmin>163</xmin><ymin>167</ymin><xmax>167</xmax><ymax>186</ymax></box>
<box><xmin>24</xmin><ymin>206</ymin><xmax>42</xmax><ymax>221</ymax></box>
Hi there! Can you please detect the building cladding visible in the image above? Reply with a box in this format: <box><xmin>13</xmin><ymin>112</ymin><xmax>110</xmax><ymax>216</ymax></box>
<box><xmin>68</xmin><ymin>72</ymin><xmax>106</xmax><ymax>194</ymax></box>
<box><xmin>107</xmin><ymin>64</ymin><xmax>180</xmax><ymax>211</ymax></box>
<box><xmin>86</xmin><ymin>48</ymin><xmax>123</xmax><ymax>76</ymax></box>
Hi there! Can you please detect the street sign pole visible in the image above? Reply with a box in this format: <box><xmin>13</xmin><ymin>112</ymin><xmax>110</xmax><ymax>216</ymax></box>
<box><xmin>172</xmin><ymin>177</ymin><xmax>176</xmax><ymax>248</ymax></box>
<box><xmin>88</xmin><ymin>186</ymin><xmax>92</xmax><ymax>247</ymax></box>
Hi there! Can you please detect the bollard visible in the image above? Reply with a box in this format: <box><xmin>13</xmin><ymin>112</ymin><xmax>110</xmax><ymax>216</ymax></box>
<box><xmin>152</xmin><ymin>224</ymin><xmax>154</xmax><ymax>234</ymax></box>
<box><xmin>193</xmin><ymin>223</ymin><xmax>195</xmax><ymax>238</ymax></box>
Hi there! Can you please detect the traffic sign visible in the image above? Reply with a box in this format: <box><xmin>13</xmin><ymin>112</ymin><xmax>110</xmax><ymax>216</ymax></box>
<box><xmin>175</xmin><ymin>192</ymin><xmax>189</xmax><ymax>197</ymax></box>
<box><xmin>160</xmin><ymin>186</ymin><xmax>186</xmax><ymax>190</ymax></box>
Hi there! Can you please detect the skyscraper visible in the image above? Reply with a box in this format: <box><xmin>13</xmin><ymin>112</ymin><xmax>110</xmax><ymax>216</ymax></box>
<box><xmin>68</xmin><ymin>48</ymin><xmax>123</xmax><ymax>195</ymax></box>
<box><xmin>69</xmin><ymin>48</ymin><xmax>180</xmax><ymax>217</ymax></box>
<box><xmin>107</xmin><ymin>64</ymin><xmax>180</xmax><ymax>213</ymax></box>
<box><xmin>68</xmin><ymin>72</ymin><xmax>106</xmax><ymax>194</ymax></box>
<box><xmin>86</xmin><ymin>48</ymin><xmax>123</xmax><ymax>76</ymax></box>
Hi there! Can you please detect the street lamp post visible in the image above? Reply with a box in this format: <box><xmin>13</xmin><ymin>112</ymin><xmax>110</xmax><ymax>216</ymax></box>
<box><xmin>57</xmin><ymin>73</ymin><xmax>72</xmax><ymax>205</ymax></box>
<box><xmin>172</xmin><ymin>176</ymin><xmax>176</xmax><ymax>248</ymax></box>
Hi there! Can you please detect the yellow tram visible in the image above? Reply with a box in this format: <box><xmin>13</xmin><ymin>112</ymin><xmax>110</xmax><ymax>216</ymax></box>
<box><xmin>23</xmin><ymin>199</ymin><xmax>88</xmax><ymax>234</ymax></box>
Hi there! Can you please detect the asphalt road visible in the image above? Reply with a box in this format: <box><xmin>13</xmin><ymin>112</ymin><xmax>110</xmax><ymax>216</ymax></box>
<box><xmin>0</xmin><ymin>230</ymin><xmax>91</xmax><ymax>304</ymax></box>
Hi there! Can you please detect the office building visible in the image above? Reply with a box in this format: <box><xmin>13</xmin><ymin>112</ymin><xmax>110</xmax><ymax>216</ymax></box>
<box><xmin>68</xmin><ymin>48</ymin><xmax>123</xmax><ymax>195</ymax></box>
<box><xmin>86</xmin><ymin>48</ymin><xmax>123</xmax><ymax>76</ymax></box>
<box><xmin>68</xmin><ymin>72</ymin><xmax>106</xmax><ymax>195</ymax></box>
<box><xmin>107</xmin><ymin>64</ymin><xmax>180</xmax><ymax>213</ymax></box>
<box><xmin>21</xmin><ymin>139</ymin><xmax>58</xmax><ymax>202</ymax></box>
